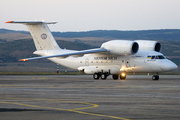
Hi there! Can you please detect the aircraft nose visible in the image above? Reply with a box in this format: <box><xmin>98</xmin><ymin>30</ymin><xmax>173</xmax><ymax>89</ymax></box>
<box><xmin>164</xmin><ymin>61</ymin><xmax>178</xmax><ymax>71</ymax></box>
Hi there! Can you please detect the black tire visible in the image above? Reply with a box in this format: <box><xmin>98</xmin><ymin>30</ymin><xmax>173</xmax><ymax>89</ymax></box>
<box><xmin>156</xmin><ymin>75</ymin><xmax>159</xmax><ymax>80</ymax></box>
<box><xmin>93</xmin><ymin>73</ymin><xmax>100</xmax><ymax>80</ymax></box>
<box><xmin>112</xmin><ymin>75</ymin><xmax>118</xmax><ymax>80</ymax></box>
<box><xmin>152</xmin><ymin>75</ymin><xmax>159</xmax><ymax>80</ymax></box>
<box><xmin>101</xmin><ymin>73</ymin><xmax>107</xmax><ymax>80</ymax></box>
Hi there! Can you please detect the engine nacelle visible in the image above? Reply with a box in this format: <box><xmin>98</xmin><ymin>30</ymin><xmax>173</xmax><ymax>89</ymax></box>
<box><xmin>101</xmin><ymin>40</ymin><xmax>139</xmax><ymax>55</ymax></box>
<box><xmin>135</xmin><ymin>40</ymin><xmax>161</xmax><ymax>52</ymax></box>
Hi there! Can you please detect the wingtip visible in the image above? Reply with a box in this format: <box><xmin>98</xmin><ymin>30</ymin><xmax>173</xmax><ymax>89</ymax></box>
<box><xmin>6</xmin><ymin>21</ymin><xmax>13</xmax><ymax>23</ymax></box>
<box><xmin>19</xmin><ymin>59</ymin><xmax>28</xmax><ymax>62</ymax></box>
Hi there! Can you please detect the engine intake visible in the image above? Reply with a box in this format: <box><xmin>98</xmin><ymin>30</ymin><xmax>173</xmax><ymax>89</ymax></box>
<box><xmin>135</xmin><ymin>40</ymin><xmax>161</xmax><ymax>52</ymax></box>
<box><xmin>101</xmin><ymin>40</ymin><xmax>139</xmax><ymax>55</ymax></box>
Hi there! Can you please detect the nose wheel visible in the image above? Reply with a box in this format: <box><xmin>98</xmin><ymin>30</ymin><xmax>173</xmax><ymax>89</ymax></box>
<box><xmin>152</xmin><ymin>75</ymin><xmax>159</xmax><ymax>80</ymax></box>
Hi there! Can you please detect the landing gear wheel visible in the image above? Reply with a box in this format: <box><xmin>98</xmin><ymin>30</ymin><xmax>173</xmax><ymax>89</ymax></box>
<box><xmin>112</xmin><ymin>75</ymin><xmax>118</xmax><ymax>80</ymax></box>
<box><xmin>93</xmin><ymin>73</ymin><xmax>100</xmax><ymax>80</ymax></box>
<box><xmin>152</xmin><ymin>75</ymin><xmax>159</xmax><ymax>81</ymax></box>
<box><xmin>101</xmin><ymin>73</ymin><xmax>107</xmax><ymax>80</ymax></box>
<box><xmin>120</xmin><ymin>73</ymin><xmax>126</xmax><ymax>80</ymax></box>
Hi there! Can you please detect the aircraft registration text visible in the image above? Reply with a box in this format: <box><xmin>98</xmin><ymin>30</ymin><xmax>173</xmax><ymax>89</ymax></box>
<box><xmin>94</xmin><ymin>57</ymin><xmax>117</xmax><ymax>60</ymax></box>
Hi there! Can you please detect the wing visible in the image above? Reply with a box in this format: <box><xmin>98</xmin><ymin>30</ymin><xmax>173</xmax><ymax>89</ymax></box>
<box><xmin>19</xmin><ymin>48</ymin><xmax>109</xmax><ymax>61</ymax></box>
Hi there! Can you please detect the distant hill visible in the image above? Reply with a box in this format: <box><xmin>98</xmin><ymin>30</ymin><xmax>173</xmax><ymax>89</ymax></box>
<box><xmin>1</xmin><ymin>28</ymin><xmax>180</xmax><ymax>41</ymax></box>
<box><xmin>52</xmin><ymin>29</ymin><xmax>180</xmax><ymax>41</ymax></box>
<box><xmin>0</xmin><ymin>28</ymin><xmax>180</xmax><ymax>70</ymax></box>
<box><xmin>1</xmin><ymin>28</ymin><xmax>180</xmax><ymax>57</ymax></box>
<box><xmin>0</xmin><ymin>38</ymin><xmax>179</xmax><ymax>63</ymax></box>
<box><xmin>0</xmin><ymin>28</ymin><xmax>29</xmax><ymax>34</ymax></box>
<box><xmin>0</xmin><ymin>39</ymin><xmax>95</xmax><ymax>62</ymax></box>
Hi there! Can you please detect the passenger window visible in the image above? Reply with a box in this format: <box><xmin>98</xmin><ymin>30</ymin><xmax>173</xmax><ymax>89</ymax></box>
<box><xmin>155</xmin><ymin>56</ymin><xmax>159</xmax><ymax>59</ymax></box>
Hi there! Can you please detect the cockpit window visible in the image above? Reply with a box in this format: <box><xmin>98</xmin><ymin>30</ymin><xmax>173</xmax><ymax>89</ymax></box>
<box><xmin>155</xmin><ymin>56</ymin><xmax>159</xmax><ymax>59</ymax></box>
<box><xmin>151</xmin><ymin>56</ymin><xmax>155</xmax><ymax>59</ymax></box>
<box><xmin>158</xmin><ymin>55</ymin><xmax>166</xmax><ymax>59</ymax></box>
<box><xmin>150</xmin><ymin>55</ymin><xmax>166</xmax><ymax>59</ymax></box>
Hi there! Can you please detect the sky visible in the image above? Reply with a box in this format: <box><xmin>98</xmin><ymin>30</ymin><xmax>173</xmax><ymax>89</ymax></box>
<box><xmin>1</xmin><ymin>0</ymin><xmax>180</xmax><ymax>32</ymax></box>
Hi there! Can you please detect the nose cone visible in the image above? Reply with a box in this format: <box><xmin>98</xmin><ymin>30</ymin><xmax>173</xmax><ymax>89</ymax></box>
<box><xmin>163</xmin><ymin>60</ymin><xmax>178</xmax><ymax>71</ymax></box>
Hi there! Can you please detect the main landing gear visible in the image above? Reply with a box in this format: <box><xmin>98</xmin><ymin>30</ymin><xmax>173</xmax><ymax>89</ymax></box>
<box><xmin>112</xmin><ymin>73</ymin><xmax>126</xmax><ymax>80</ymax></box>
<box><xmin>93</xmin><ymin>72</ymin><xmax>127</xmax><ymax>80</ymax></box>
<box><xmin>152</xmin><ymin>73</ymin><xmax>159</xmax><ymax>80</ymax></box>
<box><xmin>120</xmin><ymin>73</ymin><xmax>126</xmax><ymax>80</ymax></box>
<box><xmin>94</xmin><ymin>72</ymin><xmax>160</xmax><ymax>80</ymax></box>
<box><xmin>93</xmin><ymin>73</ymin><xmax>109</xmax><ymax>80</ymax></box>
<box><xmin>112</xmin><ymin>75</ymin><xmax>118</xmax><ymax>80</ymax></box>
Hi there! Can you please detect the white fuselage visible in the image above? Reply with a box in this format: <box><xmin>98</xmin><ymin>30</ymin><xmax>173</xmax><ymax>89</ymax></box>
<box><xmin>35</xmin><ymin>49</ymin><xmax>178</xmax><ymax>74</ymax></box>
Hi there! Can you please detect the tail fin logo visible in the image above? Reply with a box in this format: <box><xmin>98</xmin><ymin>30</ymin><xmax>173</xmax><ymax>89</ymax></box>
<box><xmin>41</xmin><ymin>33</ymin><xmax>47</xmax><ymax>39</ymax></box>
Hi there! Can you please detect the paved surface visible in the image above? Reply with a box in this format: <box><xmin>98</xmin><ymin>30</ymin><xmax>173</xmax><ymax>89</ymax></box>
<box><xmin>0</xmin><ymin>75</ymin><xmax>180</xmax><ymax>120</ymax></box>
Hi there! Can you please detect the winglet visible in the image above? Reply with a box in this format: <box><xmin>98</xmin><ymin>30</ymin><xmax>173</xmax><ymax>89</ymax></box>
<box><xmin>19</xmin><ymin>59</ymin><xmax>28</xmax><ymax>62</ymax></box>
<box><xmin>6</xmin><ymin>21</ymin><xmax>13</xmax><ymax>23</ymax></box>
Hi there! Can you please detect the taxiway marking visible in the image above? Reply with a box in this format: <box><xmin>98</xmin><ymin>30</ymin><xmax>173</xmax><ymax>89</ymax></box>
<box><xmin>0</xmin><ymin>98</ymin><xmax>131</xmax><ymax>120</ymax></box>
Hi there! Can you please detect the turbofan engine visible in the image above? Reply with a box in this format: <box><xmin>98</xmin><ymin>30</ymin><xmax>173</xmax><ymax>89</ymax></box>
<box><xmin>135</xmin><ymin>40</ymin><xmax>161</xmax><ymax>52</ymax></box>
<box><xmin>101</xmin><ymin>40</ymin><xmax>139</xmax><ymax>55</ymax></box>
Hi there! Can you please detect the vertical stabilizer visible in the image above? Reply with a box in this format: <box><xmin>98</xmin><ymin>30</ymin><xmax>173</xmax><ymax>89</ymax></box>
<box><xmin>6</xmin><ymin>21</ymin><xmax>60</xmax><ymax>50</ymax></box>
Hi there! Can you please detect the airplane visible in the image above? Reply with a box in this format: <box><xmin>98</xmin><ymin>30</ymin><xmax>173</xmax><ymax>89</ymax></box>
<box><xmin>6</xmin><ymin>20</ymin><xmax>178</xmax><ymax>80</ymax></box>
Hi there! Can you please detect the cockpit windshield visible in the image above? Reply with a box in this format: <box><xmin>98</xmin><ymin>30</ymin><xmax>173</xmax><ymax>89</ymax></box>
<box><xmin>147</xmin><ymin>55</ymin><xmax>166</xmax><ymax>59</ymax></box>
<box><xmin>158</xmin><ymin>55</ymin><xmax>166</xmax><ymax>59</ymax></box>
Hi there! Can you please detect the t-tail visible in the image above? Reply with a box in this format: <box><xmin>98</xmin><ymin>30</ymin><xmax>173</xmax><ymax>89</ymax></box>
<box><xmin>6</xmin><ymin>21</ymin><xmax>60</xmax><ymax>50</ymax></box>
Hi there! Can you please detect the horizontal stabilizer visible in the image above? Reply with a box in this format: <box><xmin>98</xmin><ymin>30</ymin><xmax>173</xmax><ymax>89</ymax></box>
<box><xmin>19</xmin><ymin>48</ymin><xmax>108</xmax><ymax>61</ymax></box>
<box><xmin>6</xmin><ymin>21</ymin><xmax>57</xmax><ymax>24</ymax></box>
